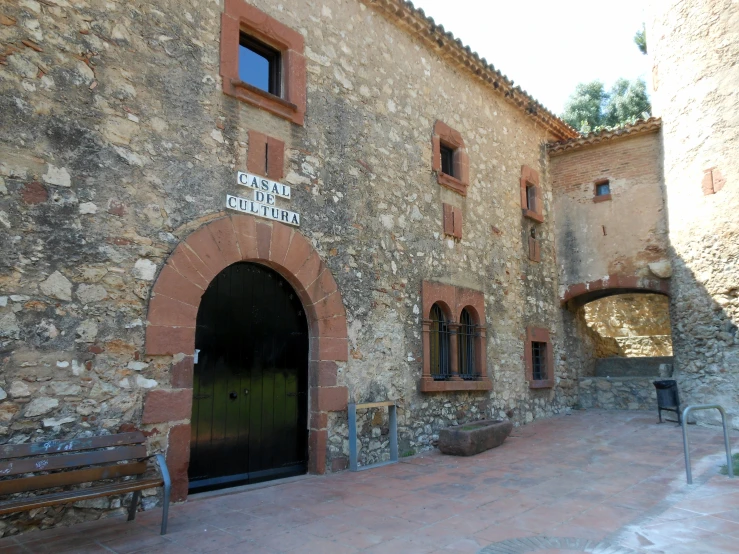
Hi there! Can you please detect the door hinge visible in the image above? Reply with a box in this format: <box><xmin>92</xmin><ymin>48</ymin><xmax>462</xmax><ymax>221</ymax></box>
<box><xmin>193</xmin><ymin>393</ymin><xmax>211</xmax><ymax>400</ymax></box>
<box><xmin>194</xmin><ymin>349</ymin><xmax>200</xmax><ymax>364</ymax></box>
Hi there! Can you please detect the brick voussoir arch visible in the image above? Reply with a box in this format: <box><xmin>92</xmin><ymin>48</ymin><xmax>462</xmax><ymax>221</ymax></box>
<box><xmin>144</xmin><ymin>214</ymin><xmax>348</xmax><ymax>500</ymax></box>
<box><xmin>561</xmin><ymin>275</ymin><xmax>671</xmax><ymax>309</ymax></box>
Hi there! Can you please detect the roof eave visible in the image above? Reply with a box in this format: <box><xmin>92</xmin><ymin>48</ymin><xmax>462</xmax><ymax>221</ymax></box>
<box><xmin>360</xmin><ymin>0</ymin><xmax>579</xmax><ymax>142</ymax></box>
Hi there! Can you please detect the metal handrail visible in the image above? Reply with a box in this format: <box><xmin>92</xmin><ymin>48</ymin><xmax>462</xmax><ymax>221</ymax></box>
<box><xmin>681</xmin><ymin>404</ymin><xmax>734</xmax><ymax>484</ymax></box>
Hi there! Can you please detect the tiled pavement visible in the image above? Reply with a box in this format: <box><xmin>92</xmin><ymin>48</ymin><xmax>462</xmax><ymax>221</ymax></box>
<box><xmin>1</xmin><ymin>410</ymin><xmax>738</xmax><ymax>553</ymax></box>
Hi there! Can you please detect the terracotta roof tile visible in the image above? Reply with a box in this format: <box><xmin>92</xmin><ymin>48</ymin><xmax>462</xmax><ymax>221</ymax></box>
<box><xmin>547</xmin><ymin>117</ymin><xmax>662</xmax><ymax>155</ymax></box>
<box><xmin>360</xmin><ymin>0</ymin><xmax>579</xmax><ymax>141</ymax></box>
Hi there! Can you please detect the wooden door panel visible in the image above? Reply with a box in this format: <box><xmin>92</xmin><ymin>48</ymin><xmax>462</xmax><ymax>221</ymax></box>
<box><xmin>189</xmin><ymin>262</ymin><xmax>308</xmax><ymax>492</ymax></box>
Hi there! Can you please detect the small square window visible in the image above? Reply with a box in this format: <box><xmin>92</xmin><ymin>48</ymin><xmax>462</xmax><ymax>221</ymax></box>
<box><xmin>440</xmin><ymin>144</ymin><xmax>455</xmax><ymax>177</ymax></box>
<box><xmin>239</xmin><ymin>34</ymin><xmax>281</xmax><ymax>96</ymax></box>
<box><xmin>532</xmin><ymin>341</ymin><xmax>547</xmax><ymax>380</ymax></box>
<box><xmin>596</xmin><ymin>182</ymin><xmax>610</xmax><ymax>196</ymax></box>
<box><xmin>432</xmin><ymin>121</ymin><xmax>468</xmax><ymax>195</ymax></box>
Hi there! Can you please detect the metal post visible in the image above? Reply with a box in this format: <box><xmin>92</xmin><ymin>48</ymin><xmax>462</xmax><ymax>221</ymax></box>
<box><xmin>681</xmin><ymin>404</ymin><xmax>734</xmax><ymax>485</ymax></box>
<box><xmin>720</xmin><ymin>407</ymin><xmax>734</xmax><ymax>479</ymax></box>
<box><xmin>156</xmin><ymin>453</ymin><xmax>171</xmax><ymax>535</ymax></box>
<box><xmin>348</xmin><ymin>403</ymin><xmax>358</xmax><ymax>471</ymax></box>
<box><xmin>389</xmin><ymin>405</ymin><xmax>398</xmax><ymax>462</ymax></box>
<box><xmin>682</xmin><ymin>411</ymin><xmax>693</xmax><ymax>484</ymax></box>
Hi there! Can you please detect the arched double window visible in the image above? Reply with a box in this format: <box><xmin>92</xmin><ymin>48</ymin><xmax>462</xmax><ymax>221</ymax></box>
<box><xmin>420</xmin><ymin>282</ymin><xmax>491</xmax><ymax>392</ymax></box>
<box><xmin>429</xmin><ymin>305</ymin><xmax>480</xmax><ymax>381</ymax></box>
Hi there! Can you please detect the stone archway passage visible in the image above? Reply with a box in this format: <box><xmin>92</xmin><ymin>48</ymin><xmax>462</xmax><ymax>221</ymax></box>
<box><xmin>561</xmin><ymin>275</ymin><xmax>670</xmax><ymax>310</ymax></box>
<box><xmin>143</xmin><ymin>214</ymin><xmax>349</xmax><ymax>500</ymax></box>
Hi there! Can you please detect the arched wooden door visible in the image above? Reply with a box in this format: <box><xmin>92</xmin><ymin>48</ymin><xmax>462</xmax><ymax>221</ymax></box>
<box><xmin>188</xmin><ymin>262</ymin><xmax>309</xmax><ymax>492</ymax></box>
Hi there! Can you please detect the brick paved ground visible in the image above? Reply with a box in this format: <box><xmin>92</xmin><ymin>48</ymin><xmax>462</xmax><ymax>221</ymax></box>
<box><xmin>1</xmin><ymin>410</ymin><xmax>737</xmax><ymax>553</ymax></box>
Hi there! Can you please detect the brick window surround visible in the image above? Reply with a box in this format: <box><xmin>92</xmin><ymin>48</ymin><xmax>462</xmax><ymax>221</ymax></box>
<box><xmin>520</xmin><ymin>165</ymin><xmax>544</xmax><ymax>222</ymax></box>
<box><xmin>442</xmin><ymin>203</ymin><xmax>463</xmax><ymax>239</ymax></box>
<box><xmin>420</xmin><ymin>281</ymin><xmax>492</xmax><ymax>392</ymax></box>
<box><xmin>220</xmin><ymin>0</ymin><xmax>307</xmax><ymax>125</ymax></box>
<box><xmin>145</xmin><ymin>214</ymin><xmax>348</xmax><ymax>501</ymax></box>
<box><xmin>247</xmin><ymin>129</ymin><xmax>285</xmax><ymax>179</ymax></box>
<box><xmin>432</xmin><ymin>121</ymin><xmax>469</xmax><ymax>196</ymax></box>
<box><xmin>593</xmin><ymin>179</ymin><xmax>612</xmax><ymax>203</ymax></box>
<box><xmin>524</xmin><ymin>327</ymin><xmax>555</xmax><ymax>389</ymax></box>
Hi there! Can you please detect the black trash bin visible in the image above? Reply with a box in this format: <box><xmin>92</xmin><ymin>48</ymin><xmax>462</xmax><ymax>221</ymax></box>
<box><xmin>653</xmin><ymin>379</ymin><xmax>681</xmax><ymax>424</ymax></box>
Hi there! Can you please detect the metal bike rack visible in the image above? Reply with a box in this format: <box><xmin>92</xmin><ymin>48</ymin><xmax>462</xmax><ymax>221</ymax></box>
<box><xmin>348</xmin><ymin>401</ymin><xmax>398</xmax><ymax>471</ymax></box>
<box><xmin>681</xmin><ymin>404</ymin><xmax>734</xmax><ymax>484</ymax></box>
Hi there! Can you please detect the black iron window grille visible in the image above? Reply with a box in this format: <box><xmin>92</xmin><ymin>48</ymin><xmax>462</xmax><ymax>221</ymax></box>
<box><xmin>458</xmin><ymin>309</ymin><xmax>478</xmax><ymax>380</ymax></box>
<box><xmin>430</xmin><ymin>304</ymin><xmax>451</xmax><ymax>380</ymax></box>
<box><xmin>239</xmin><ymin>34</ymin><xmax>281</xmax><ymax>96</ymax></box>
<box><xmin>532</xmin><ymin>341</ymin><xmax>547</xmax><ymax>381</ymax></box>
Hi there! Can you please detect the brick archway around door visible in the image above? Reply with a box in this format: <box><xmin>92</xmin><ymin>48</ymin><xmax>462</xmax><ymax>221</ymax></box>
<box><xmin>144</xmin><ymin>214</ymin><xmax>348</xmax><ymax>501</ymax></box>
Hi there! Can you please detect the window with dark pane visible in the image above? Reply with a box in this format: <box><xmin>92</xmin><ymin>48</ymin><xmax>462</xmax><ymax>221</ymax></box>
<box><xmin>526</xmin><ymin>183</ymin><xmax>536</xmax><ymax>212</ymax></box>
<box><xmin>239</xmin><ymin>34</ymin><xmax>281</xmax><ymax>96</ymax></box>
<box><xmin>531</xmin><ymin>341</ymin><xmax>547</xmax><ymax>381</ymax></box>
<box><xmin>440</xmin><ymin>144</ymin><xmax>455</xmax><ymax>177</ymax></box>
<box><xmin>430</xmin><ymin>303</ymin><xmax>451</xmax><ymax>380</ymax></box>
<box><xmin>458</xmin><ymin>309</ymin><xmax>477</xmax><ymax>380</ymax></box>
<box><xmin>596</xmin><ymin>181</ymin><xmax>610</xmax><ymax>196</ymax></box>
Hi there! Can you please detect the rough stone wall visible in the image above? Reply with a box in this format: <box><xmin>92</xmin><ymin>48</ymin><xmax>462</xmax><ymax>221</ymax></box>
<box><xmin>578</xmin><ymin>378</ymin><xmax>659</xmax><ymax>411</ymax></box>
<box><xmin>550</xmin><ymin>132</ymin><xmax>670</xmax><ymax>291</ymax></box>
<box><xmin>582</xmin><ymin>294</ymin><xmax>673</xmax><ymax>357</ymax></box>
<box><xmin>648</xmin><ymin>0</ymin><xmax>739</xmax><ymax>428</ymax></box>
<box><xmin>616</xmin><ymin>336</ymin><xmax>672</xmax><ymax>357</ymax></box>
<box><xmin>0</xmin><ymin>0</ymin><xmax>583</xmax><ymax>533</ymax></box>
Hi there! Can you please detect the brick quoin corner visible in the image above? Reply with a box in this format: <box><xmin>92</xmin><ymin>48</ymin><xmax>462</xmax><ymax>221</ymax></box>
<box><xmin>144</xmin><ymin>214</ymin><xmax>348</xmax><ymax>500</ymax></box>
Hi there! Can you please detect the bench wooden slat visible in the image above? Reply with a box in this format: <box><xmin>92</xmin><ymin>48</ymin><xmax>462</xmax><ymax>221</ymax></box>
<box><xmin>0</xmin><ymin>476</ymin><xmax>163</xmax><ymax>515</ymax></box>
<box><xmin>0</xmin><ymin>445</ymin><xmax>147</xmax><ymax>477</ymax></box>
<box><xmin>0</xmin><ymin>462</ymin><xmax>147</xmax><ymax>496</ymax></box>
<box><xmin>355</xmin><ymin>401</ymin><xmax>395</xmax><ymax>409</ymax></box>
<box><xmin>0</xmin><ymin>432</ymin><xmax>146</xmax><ymax>460</ymax></box>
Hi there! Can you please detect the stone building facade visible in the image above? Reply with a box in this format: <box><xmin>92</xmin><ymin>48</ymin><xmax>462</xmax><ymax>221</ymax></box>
<box><xmin>0</xmin><ymin>0</ymin><xmax>736</xmax><ymax>537</ymax></box>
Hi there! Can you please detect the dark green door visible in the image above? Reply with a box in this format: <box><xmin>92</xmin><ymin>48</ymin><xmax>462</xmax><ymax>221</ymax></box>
<box><xmin>188</xmin><ymin>262</ymin><xmax>309</xmax><ymax>492</ymax></box>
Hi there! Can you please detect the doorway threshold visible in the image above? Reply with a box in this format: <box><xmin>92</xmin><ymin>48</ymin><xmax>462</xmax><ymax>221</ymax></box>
<box><xmin>187</xmin><ymin>473</ymin><xmax>317</xmax><ymax>502</ymax></box>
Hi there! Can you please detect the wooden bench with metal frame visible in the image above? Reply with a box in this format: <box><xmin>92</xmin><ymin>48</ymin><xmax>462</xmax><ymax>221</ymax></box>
<box><xmin>0</xmin><ymin>432</ymin><xmax>171</xmax><ymax>535</ymax></box>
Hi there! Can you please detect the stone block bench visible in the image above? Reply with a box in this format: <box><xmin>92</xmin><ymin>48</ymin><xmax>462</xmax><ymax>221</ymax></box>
<box><xmin>438</xmin><ymin>419</ymin><xmax>513</xmax><ymax>456</ymax></box>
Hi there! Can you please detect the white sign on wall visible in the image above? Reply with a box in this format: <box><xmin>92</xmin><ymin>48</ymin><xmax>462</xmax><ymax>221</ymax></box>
<box><xmin>236</xmin><ymin>172</ymin><xmax>291</xmax><ymax>199</ymax></box>
<box><xmin>226</xmin><ymin>194</ymin><xmax>300</xmax><ymax>226</ymax></box>
<box><xmin>227</xmin><ymin>172</ymin><xmax>301</xmax><ymax>226</ymax></box>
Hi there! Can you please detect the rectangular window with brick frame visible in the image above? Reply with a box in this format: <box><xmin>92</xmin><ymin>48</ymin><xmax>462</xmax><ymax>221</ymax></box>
<box><xmin>220</xmin><ymin>0</ymin><xmax>306</xmax><ymax>125</ymax></box>
<box><xmin>432</xmin><ymin>121</ymin><xmax>469</xmax><ymax>196</ymax></box>
<box><xmin>524</xmin><ymin>327</ymin><xmax>554</xmax><ymax>388</ymax></box>
<box><xmin>521</xmin><ymin>165</ymin><xmax>544</xmax><ymax>222</ymax></box>
<box><xmin>593</xmin><ymin>179</ymin><xmax>612</xmax><ymax>203</ymax></box>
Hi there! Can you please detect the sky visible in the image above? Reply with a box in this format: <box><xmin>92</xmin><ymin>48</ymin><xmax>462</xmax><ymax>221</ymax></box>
<box><xmin>410</xmin><ymin>0</ymin><xmax>651</xmax><ymax>116</ymax></box>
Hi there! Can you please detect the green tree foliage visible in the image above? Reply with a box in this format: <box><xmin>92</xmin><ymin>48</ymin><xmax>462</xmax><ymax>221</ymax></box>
<box><xmin>634</xmin><ymin>24</ymin><xmax>647</xmax><ymax>54</ymax></box>
<box><xmin>561</xmin><ymin>78</ymin><xmax>651</xmax><ymax>134</ymax></box>
<box><xmin>560</xmin><ymin>81</ymin><xmax>607</xmax><ymax>133</ymax></box>
<box><xmin>602</xmin><ymin>78</ymin><xmax>651</xmax><ymax>128</ymax></box>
